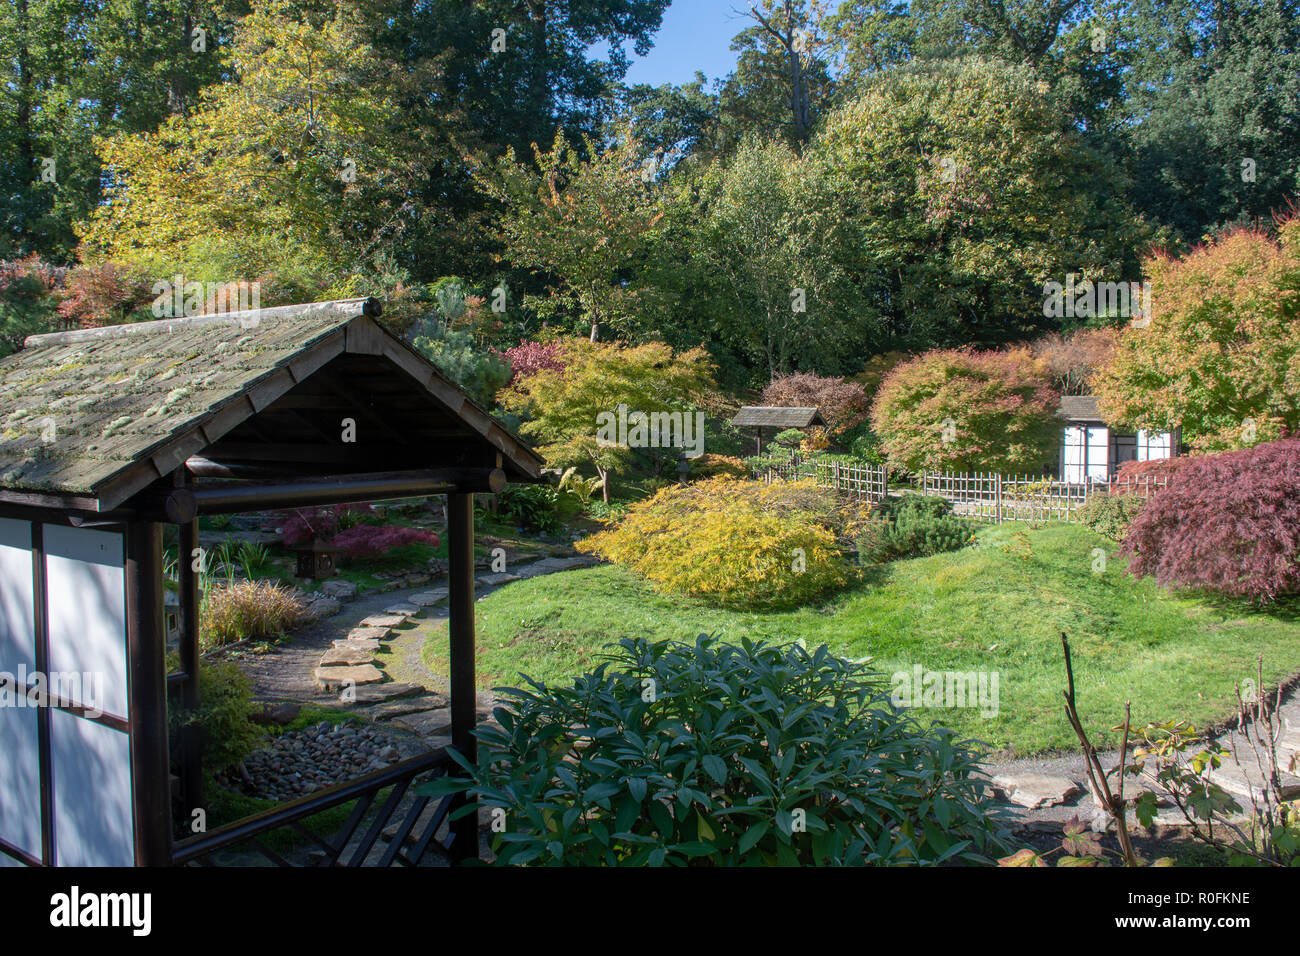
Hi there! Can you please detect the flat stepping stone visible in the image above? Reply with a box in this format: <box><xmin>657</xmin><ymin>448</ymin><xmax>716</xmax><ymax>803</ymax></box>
<box><xmin>315</xmin><ymin>664</ymin><xmax>384</xmax><ymax>691</ymax></box>
<box><xmin>391</xmin><ymin>709</ymin><xmax>454</xmax><ymax>737</ymax></box>
<box><xmin>334</xmin><ymin>637</ymin><xmax>381</xmax><ymax>652</ymax></box>
<box><xmin>359</xmin><ymin>614</ymin><xmax>408</xmax><ymax>629</ymax></box>
<box><xmin>992</xmin><ymin>772</ymin><xmax>1083</xmax><ymax>809</ymax></box>
<box><xmin>1208</xmin><ymin>759</ymin><xmax>1300</xmax><ymax>801</ymax></box>
<box><xmin>341</xmin><ymin>682</ymin><xmax>427</xmax><ymax>705</ymax></box>
<box><xmin>409</xmin><ymin>590</ymin><xmax>448</xmax><ymax>606</ymax></box>
<box><xmin>384</xmin><ymin>603</ymin><xmax>420</xmax><ymax>616</ymax></box>
<box><xmin>319</xmin><ymin>646</ymin><xmax>376</xmax><ymax>667</ymax></box>
<box><xmin>528</xmin><ymin>555</ymin><xmax>595</xmax><ymax>572</ymax></box>
<box><xmin>365</xmin><ymin>695</ymin><xmax>448</xmax><ymax>721</ymax></box>
<box><xmin>476</xmin><ymin>572</ymin><xmax>521</xmax><ymax>586</ymax></box>
<box><xmin>348</xmin><ymin>626</ymin><xmax>391</xmax><ymax>642</ymax></box>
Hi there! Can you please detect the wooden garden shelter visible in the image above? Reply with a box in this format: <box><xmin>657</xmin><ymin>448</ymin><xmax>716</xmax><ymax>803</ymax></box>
<box><xmin>0</xmin><ymin>298</ymin><xmax>544</xmax><ymax>867</ymax></box>
<box><xmin>730</xmin><ymin>406</ymin><xmax>826</xmax><ymax>455</ymax></box>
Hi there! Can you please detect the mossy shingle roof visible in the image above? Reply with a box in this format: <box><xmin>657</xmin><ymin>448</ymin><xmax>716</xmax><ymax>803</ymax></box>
<box><xmin>0</xmin><ymin>298</ymin><xmax>542</xmax><ymax>509</ymax></box>
<box><xmin>731</xmin><ymin>406</ymin><xmax>825</xmax><ymax>428</ymax></box>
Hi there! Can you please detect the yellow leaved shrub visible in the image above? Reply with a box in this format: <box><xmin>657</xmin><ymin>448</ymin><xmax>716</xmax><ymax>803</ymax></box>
<box><xmin>576</xmin><ymin>478</ymin><xmax>862</xmax><ymax>608</ymax></box>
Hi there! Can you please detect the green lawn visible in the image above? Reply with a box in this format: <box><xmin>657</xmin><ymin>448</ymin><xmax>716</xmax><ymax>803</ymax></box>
<box><xmin>422</xmin><ymin>523</ymin><xmax>1300</xmax><ymax>757</ymax></box>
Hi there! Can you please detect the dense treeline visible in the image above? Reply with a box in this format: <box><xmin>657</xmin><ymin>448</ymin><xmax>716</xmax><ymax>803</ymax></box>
<box><xmin>2</xmin><ymin>0</ymin><xmax>1297</xmax><ymax>387</ymax></box>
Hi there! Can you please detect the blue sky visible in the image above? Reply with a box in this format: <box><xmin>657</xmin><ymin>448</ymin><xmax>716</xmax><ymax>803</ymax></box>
<box><xmin>597</xmin><ymin>0</ymin><xmax>747</xmax><ymax>88</ymax></box>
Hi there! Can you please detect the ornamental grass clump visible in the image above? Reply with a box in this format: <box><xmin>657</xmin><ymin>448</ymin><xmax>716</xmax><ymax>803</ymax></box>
<box><xmin>201</xmin><ymin>579</ymin><xmax>305</xmax><ymax>648</ymax></box>
<box><xmin>421</xmin><ymin>635</ymin><xmax>1009</xmax><ymax>866</ymax></box>
<box><xmin>576</xmin><ymin>477</ymin><xmax>865</xmax><ymax>608</ymax></box>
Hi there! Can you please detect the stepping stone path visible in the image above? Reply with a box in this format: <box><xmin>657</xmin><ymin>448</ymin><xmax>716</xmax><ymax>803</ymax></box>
<box><xmin>335</xmin><ymin>637</ymin><xmax>381</xmax><ymax>652</ymax></box>
<box><xmin>303</xmin><ymin>554</ymin><xmax>595</xmax><ymax>738</ymax></box>
<box><xmin>391</xmin><ymin>709</ymin><xmax>454</xmax><ymax>737</ymax></box>
<box><xmin>363</xmin><ymin>693</ymin><xmax>448</xmax><ymax>720</ymax></box>
<box><xmin>989</xmin><ymin>700</ymin><xmax>1300</xmax><ymax>834</ymax></box>
<box><xmin>477</xmin><ymin>572</ymin><xmax>521</xmax><ymax>586</ymax></box>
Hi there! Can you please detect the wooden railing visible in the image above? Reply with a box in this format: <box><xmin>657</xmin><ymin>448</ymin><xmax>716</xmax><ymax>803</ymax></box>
<box><xmin>171</xmin><ymin>748</ymin><xmax>460</xmax><ymax>867</ymax></box>
<box><xmin>758</xmin><ymin>457</ymin><xmax>888</xmax><ymax>503</ymax></box>
<box><xmin>917</xmin><ymin>471</ymin><xmax>1171</xmax><ymax>524</ymax></box>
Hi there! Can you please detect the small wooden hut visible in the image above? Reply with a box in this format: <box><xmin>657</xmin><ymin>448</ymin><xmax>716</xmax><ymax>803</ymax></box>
<box><xmin>730</xmin><ymin>406</ymin><xmax>826</xmax><ymax>455</ymax></box>
<box><xmin>0</xmin><ymin>297</ymin><xmax>544</xmax><ymax>867</ymax></box>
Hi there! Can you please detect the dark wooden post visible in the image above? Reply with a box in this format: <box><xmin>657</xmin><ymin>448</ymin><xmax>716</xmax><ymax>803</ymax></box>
<box><xmin>177</xmin><ymin>517</ymin><xmax>202</xmax><ymax>820</ymax></box>
<box><xmin>446</xmin><ymin>493</ymin><xmax>479</xmax><ymax>863</ymax></box>
<box><xmin>125</xmin><ymin>521</ymin><xmax>172</xmax><ymax>865</ymax></box>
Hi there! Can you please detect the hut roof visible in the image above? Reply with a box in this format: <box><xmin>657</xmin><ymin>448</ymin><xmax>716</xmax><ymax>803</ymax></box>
<box><xmin>0</xmin><ymin>298</ymin><xmax>544</xmax><ymax>512</ymax></box>
<box><xmin>731</xmin><ymin>406</ymin><xmax>825</xmax><ymax>428</ymax></box>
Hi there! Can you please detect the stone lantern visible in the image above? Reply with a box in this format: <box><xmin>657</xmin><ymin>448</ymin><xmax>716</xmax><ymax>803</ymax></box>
<box><xmin>293</xmin><ymin>537</ymin><xmax>339</xmax><ymax>579</ymax></box>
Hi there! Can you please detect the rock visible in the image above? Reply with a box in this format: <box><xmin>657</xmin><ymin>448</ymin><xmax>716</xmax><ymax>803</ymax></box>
<box><xmin>319</xmin><ymin>646</ymin><xmax>376</xmax><ymax>667</ymax></box>
<box><xmin>250</xmin><ymin>702</ymin><xmax>301</xmax><ymax>726</ymax></box>
<box><xmin>364</xmin><ymin>695</ymin><xmax>448</xmax><ymax>720</ymax></box>
<box><xmin>360</xmin><ymin>614</ymin><xmax>407</xmax><ymax>629</ymax></box>
<box><xmin>992</xmin><ymin>772</ymin><xmax>1083</xmax><ymax>809</ymax></box>
<box><xmin>384</xmin><ymin>603</ymin><xmax>420</xmax><ymax>617</ymax></box>
<box><xmin>409</xmin><ymin>590</ymin><xmax>448</xmax><ymax>606</ymax></box>
<box><xmin>334</xmin><ymin>637</ymin><xmax>381</xmax><ymax>652</ymax></box>
<box><xmin>320</xmin><ymin>579</ymin><xmax>358</xmax><ymax>601</ymax></box>
<box><xmin>1278</xmin><ymin>727</ymin><xmax>1300</xmax><ymax>771</ymax></box>
<box><xmin>315</xmin><ymin>664</ymin><xmax>384</xmax><ymax>691</ymax></box>
<box><xmin>301</xmin><ymin>596</ymin><xmax>342</xmax><ymax>622</ymax></box>
<box><xmin>391</xmin><ymin>709</ymin><xmax>454</xmax><ymax>737</ymax></box>
<box><xmin>477</xmin><ymin>572</ymin><xmax>521</xmax><ymax>586</ymax></box>
<box><xmin>1208</xmin><ymin>759</ymin><xmax>1300</xmax><ymax>801</ymax></box>
<box><xmin>528</xmin><ymin>555</ymin><xmax>595</xmax><ymax>573</ymax></box>
<box><xmin>403</xmin><ymin>573</ymin><xmax>431</xmax><ymax>586</ymax></box>
<box><xmin>347</xmin><ymin>626</ymin><xmax>391</xmax><ymax>642</ymax></box>
<box><xmin>341</xmin><ymin>682</ymin><xmax>427</xmax><ymax>705</ymax></box>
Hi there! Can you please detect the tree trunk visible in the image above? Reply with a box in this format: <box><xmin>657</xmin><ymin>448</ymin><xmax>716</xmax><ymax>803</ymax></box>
<box><xmin>16</xmin><ymin>0</ymin><xmax>33</xmax><ymax>208</ymax></box>
<box><xmin>596</xmin><ymin>463</ymin><xmax>610</xmax><ymax>503</ymax></box>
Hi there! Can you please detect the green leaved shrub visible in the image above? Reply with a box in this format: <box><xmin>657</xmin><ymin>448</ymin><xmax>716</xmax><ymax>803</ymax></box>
<box><xmin>856</xmin><ymin>493</ymin><xmax>975</xmax><ymax>563</ymax></box>
<box><xmin>169</xmin><ymin>659</ymin><xmax>264</xmax><ymax>775</ymax></box>
<box><xmin>421</xmin><ymin>636</ymin><xmax>1009</xmax><ymax>866</ymax></box>
<box><xmin>1077</xmin><ymin>493</ymin><xmax>1145</xmax><ymax>542</ymax></box>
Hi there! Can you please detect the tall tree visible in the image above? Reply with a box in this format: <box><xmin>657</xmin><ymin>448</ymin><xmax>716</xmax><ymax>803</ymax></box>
<box><xmin>687</xmin><ymin>135</ymin><xmax>872</xmax><ymax>378</ymax></box>
<box><xmin>813</xmin><ymin>57</ymin><xmax>1149</xmax><ymax>349</ymax></box>
<box><xmin>79</xmin><ymin>0</ymin><xmax>457</xmax><ymax>293</ymax></box>
<box><xmin>1122</xmin><ymin>0</ymin><xmax>1300</xmax><ymax>243</ymax></box>
<box><xmin>472</xmin><ymin>128</ymin><xmax>667</xmax><ymax>342</ymax></box>
<box><xmin>0</xmin><ymin>0</ymin><xmax>240</xmax><ymax>260</ymax></box>
<box><xmin>719</xmin><ymin>0</ymin><xmax>836</xmax><ymax>147</ymax></box>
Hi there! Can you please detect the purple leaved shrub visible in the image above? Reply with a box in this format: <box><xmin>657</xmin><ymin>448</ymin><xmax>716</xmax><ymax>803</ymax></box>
<box><xmin>329</xmin><ymin>525</ymin><xmax>439</xmax><ymax>561</ymax></box>
<box><xmin>1120</xmin><ymin>436</ymin><xmax>1300</xmax><ymax>602</ymax></box>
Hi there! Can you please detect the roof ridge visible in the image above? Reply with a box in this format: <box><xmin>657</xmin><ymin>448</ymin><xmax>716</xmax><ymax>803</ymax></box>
<box><xmin>22</xmin><ymin>297</ymin><xmax>381</xmax><ymax>350</ymax></box>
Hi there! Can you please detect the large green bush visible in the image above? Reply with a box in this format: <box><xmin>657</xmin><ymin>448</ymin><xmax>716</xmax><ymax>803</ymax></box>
<box><xmin>857</xmin><ymin>494</ymin><xmax>975</xmax><ymax>563</ymax></box>
<box><xmin>170</xmin><ymin>659</ymin><xmax>265</xmax><ymax>774</ymax></box>
<box><xmin>422</xmin><ymin>636</ymin><xmax>1008</xmax><ymax>866</ymax></box>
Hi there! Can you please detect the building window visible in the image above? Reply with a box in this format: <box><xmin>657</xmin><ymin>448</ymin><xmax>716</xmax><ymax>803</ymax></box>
<box><xmin>1137</xmin><ymin>429</ymin><xmax>1172</xmax><ymax>461</ymax></box>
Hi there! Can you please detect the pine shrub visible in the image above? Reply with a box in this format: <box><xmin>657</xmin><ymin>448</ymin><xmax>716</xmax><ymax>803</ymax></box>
<box><xmin>856</xmin><ymin>494</ymin><xmax>974</xmax><ymax>563</ymax></box>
